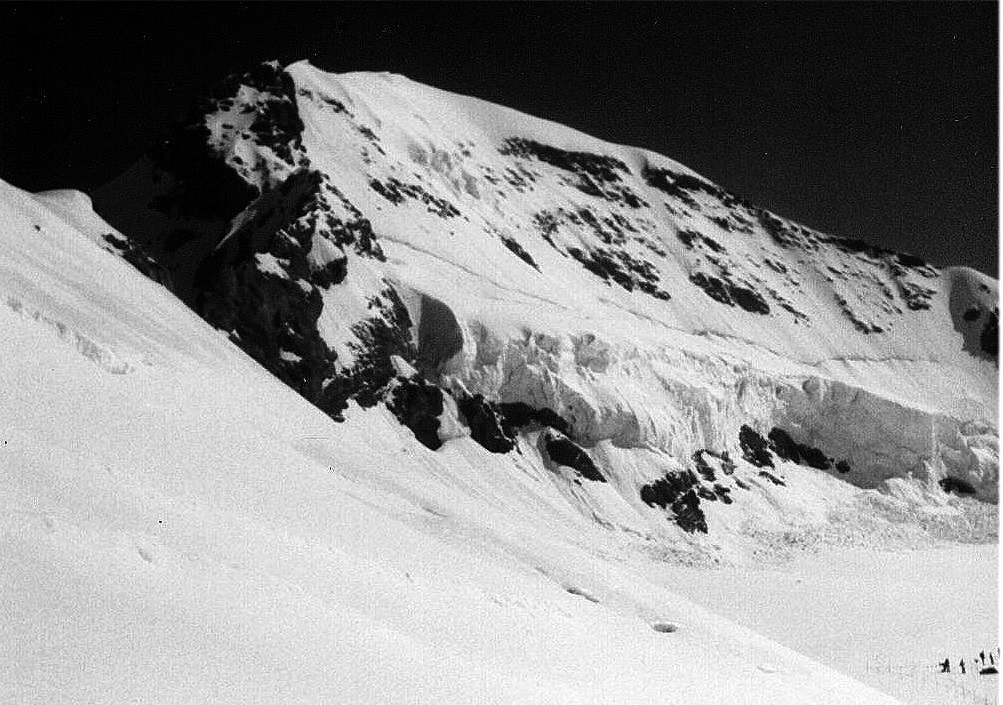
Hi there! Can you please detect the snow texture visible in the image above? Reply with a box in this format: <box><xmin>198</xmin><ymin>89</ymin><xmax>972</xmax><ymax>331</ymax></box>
<box><xmin>2</xmin><ymin>58</ymin><xmax>997</xmax><ymax>703</ymax></box>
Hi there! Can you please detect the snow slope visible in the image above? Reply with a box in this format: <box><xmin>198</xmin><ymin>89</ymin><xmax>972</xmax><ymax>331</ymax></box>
<box><xmin>0</xmin><ymin>178</ymin><xmax>913</xmax><ymax>703</ymax></box>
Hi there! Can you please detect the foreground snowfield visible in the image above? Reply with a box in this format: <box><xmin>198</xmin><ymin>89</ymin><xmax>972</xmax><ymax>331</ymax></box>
<box><xmin>0</xmin><ymin>183</ymin><xmax>921</xmax><ymax>701</ymax></box>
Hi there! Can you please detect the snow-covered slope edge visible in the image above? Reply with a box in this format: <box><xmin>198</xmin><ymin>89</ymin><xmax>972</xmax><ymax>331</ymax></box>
<box><xmin>0</xmin><ymin>179</ymin><xmax>910</xmax><ymax>703</ymax></box>
<box><xmin>93</xmin><ymin>55</ymin><xmax>997</xmax><ymax>549</ymax></box>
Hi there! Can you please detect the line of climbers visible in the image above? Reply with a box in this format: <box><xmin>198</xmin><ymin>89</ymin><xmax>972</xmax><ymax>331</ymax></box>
<box><xmin>939</xmin><ymin>647</ymin><xmax>999</xmax><ymax>675</ymax></box>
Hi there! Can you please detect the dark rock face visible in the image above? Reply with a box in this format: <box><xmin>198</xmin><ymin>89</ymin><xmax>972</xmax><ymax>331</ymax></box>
<box><xmin>530</xmin><ymin>206</ymin><xmax>670</xmax><ymax>300</ymax></box>
<box><xmin>766</xmin><ymin>428</ymin><xmax>859</xmax><ymax>475</ymax></box>
<box><xmin>758</xmin><ymin>470</ymin><xmax>786</xmax><ymax>486</ymax></box>
<box><xmin>887</xmin><ymin>254</ymin><xmax>939</xmax><ymax>311</ymax></box>
<box><xmin>692</xmin><ymin>450</ymin><xmax>718</xmax><ymax>482</ymax></box>
<box><xmin>835</xmin><ymin>293</ymin><xmax>884</xmax><ymax>335</ymax></box>
<box><xmin>767</xmin><ymin>428</ymin><xmax>831</xmax><ymax>470</ymax></box>
<box><xmin>193</xmin><ymin>166</ymin><xmax>409</xmax><ymax>420</ymax></box>
<box><xmin>767</xmin><ymin>427</ymin><xmax>802</xmax><ymax>464</ymax></box>
<box><xmin>543</xmin><ymin>431</ymin><xmax>606</xmax><ymax>482</ymax></box>
<box><xmin>198</xmin><ymin>231</ymin><xmax>338</xmax><ymax>407</ymax></box>
<box><xmin>215</xmin><ymin>61</ymin><xmax>305</xmax><ymax>165</ymax></box>
<box><xmin>500</xmin><ymin>138</ymin><xmax>628</xmax><ymax>185</ymax></box>
<box><xmin>456</xmin><ymin>397</ymin><xmax>577</xmax><ymax>456</ymax></box>
<box><xmin>676</xmin><ymin>229</ymin><xmax>724</xmax><ymax>254</ymax></box>
<box><xmin>640</xmin><ymin>470</ymin><xmax>699</xmax><ymax>509</ymax></box>
<box><xmin>194</xmin><ymin>171</ymin><xmax>341</xmax><ymax>405</ymax></box>
<box><xmin>689</xmin><ymin>272</ymin><xmax>769</xmax><ymax>315</ymax></box>
<box><xmin>500</xmin><ymin>236</ymin><xmax>539</xmax><ymax>270</ymax></box>
<box><xmin>499</xmin><ymin>137</ymin><xmax>646</xmax><ymax>207</ymax></box>
<box><xmin>567</xmin><ymin>246</ymin><xmax>670</xmax><ymax>299</ymax></box>
<box><xmin>387</xmin><ymin>376</ymin><xmax>444</xmax><ymax>450</ymax></box>
<box><xmin>639</xmin><ymin>470</ymin><xmax>708</xmax><ymax>534</ymax></box>
<box><xmin>696</xmin><ymin>485</ymin><xmax>718</xmax><ymax>501</ymax></box>
<box><xmin>100</xmin><ymin>62</ymin><xmax>421</xmax><ymax>429</ymax></box>
<box><xmin>671</xmin><ymin>490</ymin><xmax>708</xmax><ymax>533</ymax></box>
<box><xmin>982</xmin><ymin>308</ymin><xmax>999</xmax><ymax>357</ymax></box>
<box><xmin>497</xmin><ymin>402</ymin><xmax>572</xmax><ymax>438</ymax></box>
<box><xmin>642</xmin><ymin>164</ymin><xmax>724</xmax><ymax>204</ymax></box>
<box><xmin>369</xmin><ymin>177</ymin><xmax>460</xmax><ymax>219</ymax></box>
<box><xmin>101</xmin><ymin>233</ymin><xmax>174</xmax><ymax>290</ymax></box>
<box><xmin>939</xmin><ymin>476</ymin><xmax>977</xmax><ymax>496</ymax></box>
<box><xmin>739</xmin><ymin>425</ymin><xmax>773</xmax><ymax>468</ymax></box>
<box><xmin>719</xmin><ymin>451</ymin><xmax>737</xmax><ymax>475</ymax></box>
<box><xmin>328</xmin><ymin>287</ymin><xmax>417</xmax><ymax>412</ymax></box>
<box><xmin>145</xmin><ymin>61</ymin><xmax>304</xmax><ymax>229</ymax></box>
<box><xmin>456</xmin><ymin>394</ymin><xmax>516</xmax><ymax>454</ymax></box>
<box><xmin>712</xmin><ymin>483</ymin><xmax>733</xmax><ymax>504</ymax></box>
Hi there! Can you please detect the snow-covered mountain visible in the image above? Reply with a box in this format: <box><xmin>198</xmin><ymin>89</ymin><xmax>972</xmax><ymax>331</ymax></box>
<box><xmin>96</xmin><ymin>60</ymin><xmax>997</xmax><ymax>526</ymax></box>
<box><xmin>1</xmin><ymin>60</ymin><xmax>996</xmax><ymax>704</ymax></box>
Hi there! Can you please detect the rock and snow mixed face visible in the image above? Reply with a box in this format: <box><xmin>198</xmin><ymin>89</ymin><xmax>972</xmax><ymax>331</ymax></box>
<box><xmin>2</xmin><ymin>176</ymin><xmax>925</xmax><ymax>704</ymax></box>
<box><xmin>94</xmin><ymin>59</ymin><xmax>998</xmax><ymax>542</ymax></box>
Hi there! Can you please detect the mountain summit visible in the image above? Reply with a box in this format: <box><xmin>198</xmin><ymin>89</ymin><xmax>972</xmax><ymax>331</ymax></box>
<box><xmin>97</xmin><ymin>60</ymin><xmax>997</xmax><ymax>524</ymax></box>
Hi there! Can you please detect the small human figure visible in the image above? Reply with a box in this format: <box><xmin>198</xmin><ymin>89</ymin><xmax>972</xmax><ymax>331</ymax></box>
<box><xmin>991</xmin><ymin>652</ymin><xmax>995</xmax><ymax>666</ymax></box>
<box><xmin>960</xmin><ymin>658</ymin><xmax>966</xmax><ymax>674</ymax></box>
<box><xmin>980</xmin><ymin>650</ymin><xmax>986</xmax><ymax>665</ymax></box>
<box><xmin>941</xmin><ymin>658</ymin><xmax>951</xmax><ymax>673</ymax></box>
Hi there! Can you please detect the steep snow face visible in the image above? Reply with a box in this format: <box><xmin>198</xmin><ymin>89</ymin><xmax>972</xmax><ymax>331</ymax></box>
<box><xmin>95</xmin><ymin>59</ymin><xmax>997</xmax><ymax>530</ymax></box>
<box><xmin>2</xmin><ymin>176</ymin><xmax>919</xmax><ymax>705</ymax></box>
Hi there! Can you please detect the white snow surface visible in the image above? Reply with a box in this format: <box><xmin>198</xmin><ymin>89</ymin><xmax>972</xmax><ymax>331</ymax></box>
<box><xmin>0</xmin><ymin>176</ymin><xmax>921</xmax><ymax>703</ymax></box>
<box><xmin>4</xmin><ymin>60</ymin><xmax>998</xmax><ymax>703</ymax></box>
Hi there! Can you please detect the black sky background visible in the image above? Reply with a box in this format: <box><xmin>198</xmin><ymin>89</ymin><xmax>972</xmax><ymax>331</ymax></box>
<box><xmin>1</xmin><ymin>2</ymin><xmax>997</xmax><ymax>275</ymax></box>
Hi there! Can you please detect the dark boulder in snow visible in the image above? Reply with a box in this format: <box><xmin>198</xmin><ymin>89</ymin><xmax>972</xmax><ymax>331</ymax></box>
<box><xmin>713</xmin><ymin>483</ymin><xmax>733</xmax><ymax>504</ymax></box>
<box><xmin>457</xmin><ymin>397</ymin><xmax>577</xmax><ymax>455</ymax></box>
<box><xmin>689</xmin><ymin>272</ymin><xmax>770</xmax><ymax>315</ymax></box>
<box><xmin>542</xmin><ymin>430</ymin><xmax>606</xmax><ymax>482</ymax></box>
<box><xmin>498</xmin><ymin>402</ymin><xmax>572</xmax><ymax>438</ymax></box>
<box><xmin>672</xmin><ymin>489</ymin><xmax>708</xmax><ymax>533</ymax></box>
<box><xmin>758</xmin><ymin>470</ymin><xmax>786</xmax><ymax>487</ymax></box>
<box><xmin>456</xmin><ymin>394</ymin><xmax>516</xmax><ymax>454</ymax></box>
<box><xmin>939</xmin><ymin>476</ymin><xmax>977</xmax><ymax>496</ymax></box>
<box><xmin>981</xmin><ymin>308</ymin><xmax>999</xmax><ymax>357</ymax></box>
<box><xmin>387</xmin><ymin>375</ymin><xmax>445</xmax><ymax>451</ymax></box>
<box><xmin>651</xmin><ymin>622</ymin><xmax>679</xmax><ymax>633</ymax></box>
<box><xmin>768</xmin><ymin>428</ymin><xmax>832</xmax><ymax>470</ymax></box>
<box><xmin>640</xmin><ymin>470</ymin><xmax>699</xmax><ymax>510</ymax></box>
<box><xmin>639</xmin><ymin>470</ymin><xmax>708</xmax><ymax>533</ymax></box>
<box><xmin>739</xmin><ymin>425</ymin><xmax>773</xmax><ymax>468</ymax></box>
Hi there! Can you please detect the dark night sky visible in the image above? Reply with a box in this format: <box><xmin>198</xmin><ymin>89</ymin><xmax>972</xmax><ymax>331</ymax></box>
<box><xmin>1</xmin><ymin>2</ymin><xmax>997</xmax><ymax>275</ymax></box>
